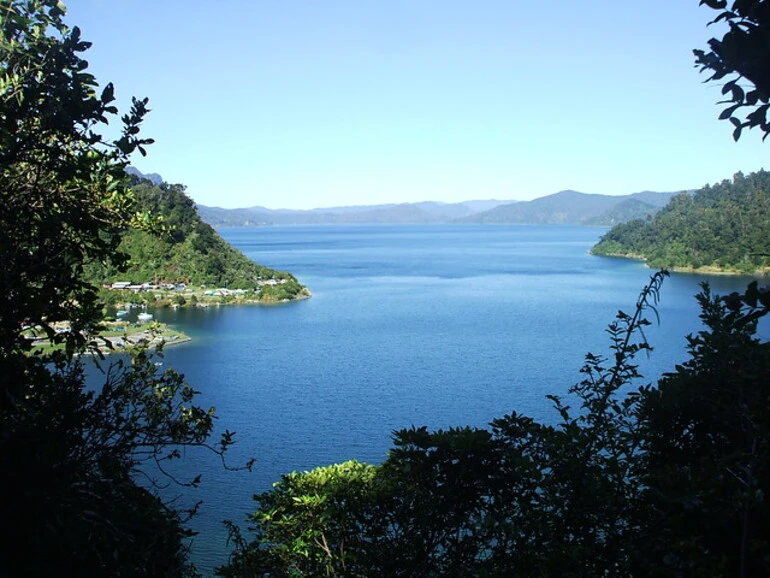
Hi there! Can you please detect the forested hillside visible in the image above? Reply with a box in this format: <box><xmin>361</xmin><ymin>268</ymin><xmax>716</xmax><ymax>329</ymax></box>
<box><xmin>87</xmin><ymin>175</ymin><xmax>309</xmax><ymax>299</ymax></box>
<box><xmin>591</xmin><ymin>170</ymin><xmax>770</xmax><ymax>273</ymax></box>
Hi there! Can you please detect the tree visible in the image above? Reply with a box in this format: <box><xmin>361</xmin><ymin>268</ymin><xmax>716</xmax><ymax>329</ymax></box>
<box><xmin>636</xmin><ymin>281</ymin><xmax>770</xmax><ymax>577</ymax></box>
<box><xmin>0</xmin><ymin>0</ymin><xmax>153</xmax><ymax>375</ymax></box>
<box><xmin>1</xmin><ymin>2</ymin><xmax>237</xmax><ymax>575</ymax></box>
<box><xmin>220</xmin><ymin>460</ymin><xmax>382</xmax><ymax>578</ymax></box>
<box><xmin>695</xmin><ymin>0</ymin><xmax>770</xmax><ymax>140</ymax></box>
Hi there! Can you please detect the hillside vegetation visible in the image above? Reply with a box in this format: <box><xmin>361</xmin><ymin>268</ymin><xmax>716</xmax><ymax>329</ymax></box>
<box><xmin>87</xmin><ymin>176</ymin><xmax>310</xmax><ymax>300</ymax></box>
<box><xmin>591</xmin><ymin>170</ymin><xmax>770</xmax><ymax>273</ymax></box>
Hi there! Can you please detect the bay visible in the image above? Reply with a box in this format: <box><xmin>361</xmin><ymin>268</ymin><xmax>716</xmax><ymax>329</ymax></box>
<box><xmin>138</xmin><ymin>224</ymin><xmax>764</xmax><ymax>574</ymax></box>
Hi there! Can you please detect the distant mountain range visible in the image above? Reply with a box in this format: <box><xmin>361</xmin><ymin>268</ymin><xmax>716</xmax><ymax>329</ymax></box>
<box><xmin>125</xmin><ymin>166</ymin><xmax>164</xmax><ymax>186</ymax></box>
<box><xmin>196</xmin><ymin>190</ymin><xmax>680</xmax><ymax>227</ymax></box>
<box><xmin>126</xmin><ymin>168</ymin><xmax>682</xmax><ymax>227</ymax></box>
<box><xmin>196</xmin><ymin>199</ymin><xmax>516</xmax><ymax>227</ymax></box>
<box><xmin>458</xmin><ymin>190</ymin><xmax>677</xmax><ymax>226</ymax></box>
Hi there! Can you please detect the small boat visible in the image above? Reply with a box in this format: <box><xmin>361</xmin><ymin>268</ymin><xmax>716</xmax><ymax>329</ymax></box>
<box><xmin>137</xmin><ymin>312</ymin><xmax>153</xmax><ymax>322</ymax></box>
<box><xmin>116</xmin><ymin>310</ymin><xmax>128</xmax><ymax>317</ymax></box>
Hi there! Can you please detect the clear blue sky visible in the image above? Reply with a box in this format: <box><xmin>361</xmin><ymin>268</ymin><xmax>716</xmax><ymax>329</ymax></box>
<box><xmin>65</xmin><ymin>0</ymin><xmax>767</xmax><ymax>209</ymax></box>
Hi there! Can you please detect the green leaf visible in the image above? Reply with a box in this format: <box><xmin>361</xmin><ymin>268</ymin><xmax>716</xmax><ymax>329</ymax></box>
<box><xmin>100</xmin><ymin>82</ymin><xmax>115</xmax><ymax>104</ymax></box>
<box><xmin>719</xmin><ymin>103</ymin><xmax>741</xmax><ymax>119</ymax></box>
<box><xmin>699</xmin><ymin>0</ymin><xmax>727</xmax><ymax>8</ymax></box>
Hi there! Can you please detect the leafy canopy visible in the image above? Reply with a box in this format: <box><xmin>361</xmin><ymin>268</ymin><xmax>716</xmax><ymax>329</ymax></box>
<box><xmin>695</xmin><ymin>0</ymin><xmax>770</xmax><ymax>139</ymax></box>
<box><xmin>0</xmin><ymin>0</ymin><xmax>153</xmax><ymax>363</ymax></box>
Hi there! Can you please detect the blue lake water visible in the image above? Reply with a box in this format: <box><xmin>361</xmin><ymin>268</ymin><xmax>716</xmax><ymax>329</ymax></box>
<box><xmin>127</xmin><ymin>224</ymin><xmax>765</xmax><ymax>574</ymax></box>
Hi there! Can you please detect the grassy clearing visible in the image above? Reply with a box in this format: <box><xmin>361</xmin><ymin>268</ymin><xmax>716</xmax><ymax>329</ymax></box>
<box><xmin>26</xmin><ymin>321</ymin><xmax>191</xmax><ymax>355</ymax></box>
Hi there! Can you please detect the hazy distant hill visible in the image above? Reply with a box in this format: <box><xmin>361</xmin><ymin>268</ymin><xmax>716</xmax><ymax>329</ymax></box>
<box><xmin>582</xmin><ymin>198</ymin><xmax>662</xmax><ymax>227</ymax></box>
<box><xmin>626</xmin><ymin>191</ymin><xmax>680</xmax><ymax>207</ymax></box>
<box><xmin>125</xmin><ymin>166</ymin><xmax>682</xmax><ymax>228</ymax></box>
<box><xmin>125</xmin><ymin>166</ymin><xmax>164</xmax><ymax>186</ymax></box>
<box><xmin>460</xmin><ymin>199</ymin><xmax>516</xmax><ymax>214</ymax></box>
<box><xmin>196</xmin><ymin>191</ymin><xmax>678</xmax><ymax>227</ymax></box>
<box><xmin>193</xmin><ymin>206</ymin><xmax>271</xmax><ymax>227</ymax></box>
<box><xmin>459</xmin><ymin>190</ymin><xmax>677</xmax><ymax>225</ymax></box>
<box><xmin>196</xmin><ymin>200</ymin><xmax>513</xmax><ymax>226</ymax></box>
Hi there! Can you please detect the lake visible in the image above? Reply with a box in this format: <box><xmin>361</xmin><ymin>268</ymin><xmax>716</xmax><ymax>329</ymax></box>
<box><xmin>133</xmin><ymin>224</ymin><xmax>764</xmax><ymax>575</ymax></box>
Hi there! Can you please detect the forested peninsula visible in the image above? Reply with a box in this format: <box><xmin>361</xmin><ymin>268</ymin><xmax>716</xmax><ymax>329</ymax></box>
<box><xmin>591</xmin><ymin>170</ymin><xmax>770</xmax><ymax>274</ymax></box>
<box><xmin>86</xmin><ymin>174</ymin><xmax>310</xmax><ymax>303</ymax></box>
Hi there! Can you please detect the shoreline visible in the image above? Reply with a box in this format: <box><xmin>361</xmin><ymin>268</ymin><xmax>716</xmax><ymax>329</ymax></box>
<box><xmin>28</xmin><ymin>321</ymin><xmax>193</xmax><ymax>356</ymax></box>
<box><xmin>90</xmin><ymin>329</ymin><xmax>192</xmax><ymax>355</ymax></box>
<box><xmin>96</xmin><ymin>292</ymin><xmax>313</xmax><ymax>354</ymax></box>
<box><xmin>590</xmin><ymin>251</ymin><xmax>770</xmax><ymax>277</ymax></box>
<box><xmin>105</xmin><ymin>287</ymin><xmax>312</xmax><ymax>311</ymax></box>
